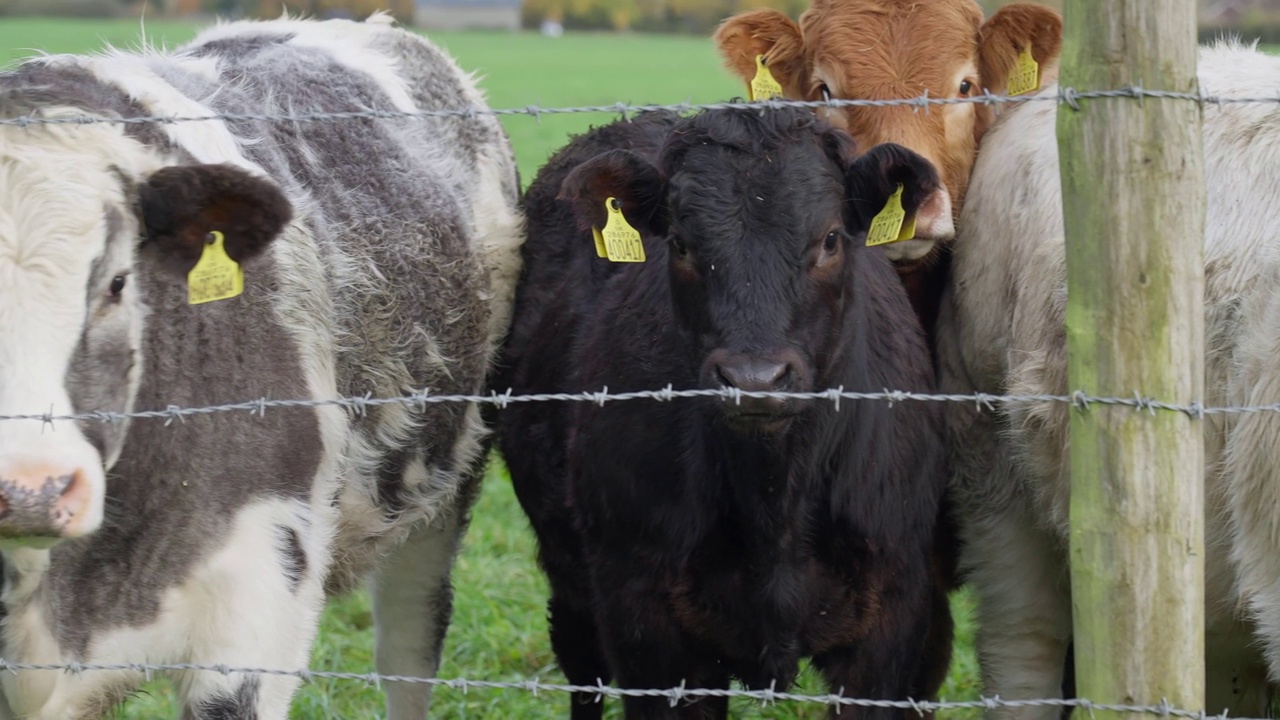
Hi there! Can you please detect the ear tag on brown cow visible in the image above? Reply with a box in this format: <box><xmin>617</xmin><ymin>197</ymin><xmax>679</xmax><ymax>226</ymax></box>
<box><xmin>593</xmin><ymin>197</ymin><xmax>646</xmax><ymax>263</ymax></box>
<box><xmin>1007</xmin><ymin>45</ymin><xmax>1040</xmax><ymax>96</ymax></box>
<box><xmin>865</xmin><ymin>184</ymin><xmax>917</xmax><ymax>247</ymax></box>
<box><xmin>749</xmin><ymin>55</ymin><xmax>784</xmax><ymax>101</ymax></box>
<box><xmin>188</xmin><ymin>230</ymin><xmax>244</xmax><ymax>305</ymax></box>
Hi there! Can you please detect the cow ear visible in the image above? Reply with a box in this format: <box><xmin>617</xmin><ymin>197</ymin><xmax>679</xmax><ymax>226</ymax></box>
<box><xmin>845</xmin><ymin>143</ymin><xmax>942</xmax><ymax>231</ymax></box>
<box><xmin>977</xmin><ymin>3</ymin><xmax>1063</xmax><ymax>99</ymax></box>
<box><xmin>138</xmin><ymin>163</ymin><xmax>292</xmax><ymax>268</ymax></box>
<box><xmin>714</xmin><ymin>9</ymin><xmax>808</xmax><ymax>98</ymax></box>
<box><xmin>559</xmin><ymin>149</ymin><xmax>666</xmax><ymax>237</ymax></box>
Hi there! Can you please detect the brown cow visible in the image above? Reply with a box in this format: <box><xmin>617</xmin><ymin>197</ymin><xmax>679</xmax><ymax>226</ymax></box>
<box><xmin>715</xmin><ymin>0</ymin><xmax>1060</xmax><ymax>336</ymax></box>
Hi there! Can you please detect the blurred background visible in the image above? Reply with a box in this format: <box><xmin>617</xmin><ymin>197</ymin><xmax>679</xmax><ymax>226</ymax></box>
<box><xmin>0</xmin><ymin>0</ymin><xmax>1273</xmax><ymax>41</ymax></box>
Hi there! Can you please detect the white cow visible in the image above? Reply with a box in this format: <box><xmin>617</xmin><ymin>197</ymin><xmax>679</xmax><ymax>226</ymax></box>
<box><xmin>0</xmin><ymin>14</ymin><xmax>523</xmax><ymax>719</ymax></box>
<box><xmin>938</xmin><ymin>39</ymin><xmax>1280</xmax><ymax>717</ymax></box>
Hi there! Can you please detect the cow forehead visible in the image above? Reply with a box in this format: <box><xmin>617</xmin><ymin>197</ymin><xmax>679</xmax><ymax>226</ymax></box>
<box><xmin>804</xmin><ymin>0</ymin><xmax>981</xmax><ymax>96</ymax></box>
<box><xmin>0</xmin><ymin>135</ymin><xmax>133</xmax><ymax>299</ymax></box>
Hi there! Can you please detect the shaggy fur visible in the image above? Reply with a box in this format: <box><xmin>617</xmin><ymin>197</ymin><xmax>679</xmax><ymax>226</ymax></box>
<box><xmin>714</xmin><ymin>0</ymin><xmax>1061</xmax><ymax>340</ymax></box>
<box><xmin>497</xmin><ymin>107</ymin><xmax>954</xmax><ymax>719</ymax></box>
<box><xmin>936</xmin><ymin>40</ymin><xmax>1280</xmax><ymax>719</ymax></box>
<box><xmin>0</xmin><ymin>14</ymin><xmax>522</xmax><ymax>719</ymax></box>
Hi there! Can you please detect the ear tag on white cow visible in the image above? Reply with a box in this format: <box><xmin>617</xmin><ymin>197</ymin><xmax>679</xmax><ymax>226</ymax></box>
<box><xmin>749</xmin><ymin>55</ymin><xmax>784</xmax><ymax>101</ymax></box>
<box><xmin>865</xmin><ymin>184</ymin><xmax>917</xmax><ymax>247</ymax></box>
<box><xmin>593</xmin><ymin>197</ymin><xmax>646</xmax><ymax>263</ymax></box>
<box><xmin>188</xmin><ymin>230</ymin><xmax>244</xmax><ymax>305</ymax></box>
<box><xmin>1007</xmin><ymin>45</ymin><xmax>1040</xmax><ymax>96</ymax></box>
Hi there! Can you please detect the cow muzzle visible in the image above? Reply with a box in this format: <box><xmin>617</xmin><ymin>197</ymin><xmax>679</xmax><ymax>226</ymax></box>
<box><xmin>0</xmin><ymin>458</ymin><xmax>102</xmax><ymax>539</ymax></box>
<box><xmin>704</xmin><ymin>348</ymin><xmax>811</xmax><ymax>431</ymax></box>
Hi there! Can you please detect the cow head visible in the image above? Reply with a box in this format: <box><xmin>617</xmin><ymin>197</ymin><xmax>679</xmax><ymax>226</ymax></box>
<box><xmin>561</xmin><ymin>108</ymin><xmax>938</xmax><ymax>433</ymax></box>
<box><xmin>0</xmin><ymin>110</ymin><xmax>290</xmax><ymax>541</ymax></box>
<box><xmin>715</xmin><ymin>0</ymin><xmax>1061</xmax><ymax>266</ymax></box>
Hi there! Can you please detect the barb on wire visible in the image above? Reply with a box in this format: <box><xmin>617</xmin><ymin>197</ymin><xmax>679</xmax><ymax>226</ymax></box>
<box><xmin>0</xmin><ymin>386</ymin><xmax>1276</xmax><ymax>425</ymax></box>
<box><xmin>0</xmin><ymin>86</ymin><xmax>1268</xmax><ymax>129</ymax></box>
<box><xmin>0</xmin><ymin>659</ymin><xmax>1252</xmax><ymax>717</ymax></box>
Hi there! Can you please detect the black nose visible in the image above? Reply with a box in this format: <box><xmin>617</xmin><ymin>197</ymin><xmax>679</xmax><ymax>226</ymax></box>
<box><xmin>705</xmin><ymin>349</ymin><xmax>809</xmax><ymax>424</ymax></box>
<box><xmin>715</xmin><ymin>358</ymin><xmax>790</xmax><ymax>393</ymax></box>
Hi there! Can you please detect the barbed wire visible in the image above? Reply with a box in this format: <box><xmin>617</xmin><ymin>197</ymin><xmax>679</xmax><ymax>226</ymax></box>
<box><xmin>0</xmin><ymin>85</ymin><xmax>1271</xmax><ymax>129</ymax></box>
<box><xmin>0</xmin><ymin>659</ymin><xmax>1244</xmax><ymax>718</ymax></box>
<box><xmin>0</xmin><ymin>386</ymin><xmax>1265</xmax><ymax>426</ymax></box>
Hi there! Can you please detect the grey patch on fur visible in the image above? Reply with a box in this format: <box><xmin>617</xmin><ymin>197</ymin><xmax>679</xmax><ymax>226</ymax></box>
<box><xmin>188</xmin><ymin>33</ymin><xmax>294</xmax><ymax>58</ymax></box>
<box><xmin>276</xmin><ymin>525</ymin><xmax>306</xmax><ymax>593</ymax></box>
<box><xmin>1</xmin><ymin>62</ymin><xmax>172</xmax><ymax>149</ymax></box>
<box><xmin>66</xmin><ymin>205</ymin><xmax>134</xmax><ymax>462</ymax></box>
<box><xmin>1</xmin><ymin>20</ymin><xmax>514</xmax><ymax>705</ymax></box>
<box><xmin>182</xmin><ymin>677</ymin><xmax>259</xmax><ymax>720</ymax></box>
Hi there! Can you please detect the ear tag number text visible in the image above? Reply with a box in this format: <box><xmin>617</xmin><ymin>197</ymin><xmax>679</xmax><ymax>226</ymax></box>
<box><xmin>1007</xmin><ymin>45</ymin><xmax>1040</xmax><ymax>96</ymax></box>
<box><xmin>592</xmin><ymin>198</ymin><xmax>646</xmax><ymax>263</ymax></box>
<box><xmin>188</xmin><ymin>230</ymin><xmax>244</xmax><ymax>305</ymax></box>
<box><xmin>865</xmin><ymin>184</ymin><xmax>917</xmax><ymax>247</ymax></box>
<box><xmin>749</xmin><ymin>55</ymin><xmax>784</xmax><ymax>101</ymax></box>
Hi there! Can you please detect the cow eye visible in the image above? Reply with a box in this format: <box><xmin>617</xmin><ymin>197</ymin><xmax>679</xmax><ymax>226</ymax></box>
<box><xmin>109</xmin><ymin>274</ymin><xmax>127</xmax><ymax>297</ymax></box>
<box><xmin>959</xmin><ymin>79</ymin><xmax>973</xmax><ymax>96</ymax></box>
<box><xmin>817</xmin><ymin>83</ymin><xmax>832</xmax><ymax>102</ymax></box>
<box><xmin>823</xmin><ymin>231</ymin><xmax>841</xmax><ymax>253</ymax></box>
<box><xmin>670</xmin><ymin>235</ymin><xmax>688</xmax><ymax>257</ymax></box>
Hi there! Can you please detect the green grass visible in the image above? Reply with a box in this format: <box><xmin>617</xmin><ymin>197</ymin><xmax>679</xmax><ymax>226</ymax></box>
<box><xmin>2</xmin><ymin>18</ymin><xmax>983</xmax><ymax>719</ymax></box>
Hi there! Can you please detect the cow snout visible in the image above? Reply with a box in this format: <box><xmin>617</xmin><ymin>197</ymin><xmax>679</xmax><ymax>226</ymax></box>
<box><xmin>881</xmin><ymin>186</ymin><xmax>955</xmax><ymax>265</ymax></box>
<box><xmin>0</xmin><ymin>462</ymin><xmax>97</xmax><ymax>539</ymax></box>
<box><xmin>705</xmin><ymin>349</ymin><xmax>810</xmax><ymax>427</ymax></box>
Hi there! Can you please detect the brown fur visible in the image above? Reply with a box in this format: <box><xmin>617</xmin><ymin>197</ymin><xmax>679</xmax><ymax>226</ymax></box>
<box><xmin>716</xmin><ymin>0</ymin><xmax>1062</xmax><ymax>343</ymax></box>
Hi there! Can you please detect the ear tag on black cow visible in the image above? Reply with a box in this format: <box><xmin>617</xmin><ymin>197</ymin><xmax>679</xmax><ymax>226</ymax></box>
<box><xmin>1007</xmin><ymin>45</ymin><xmax>1040</xmax><ymax>96</ymax></box>
<box><xmin>188</xmin><ymin>230</ymin><xmax>244</xmax><ymax>305</ymax></box>
<box><xmin>592</xmin><ymin>197</ymin><xmax>646</xmax><ymax>263</ymax></box>
<box><xmin>865</xmin><ymin>184</ymin><xmax>917</xmax><ymax>247</ymax></box>
<box><xmin>749</xmin><ymin>55</ymin><xmax>784</xmax><ymax>101</ymax></box>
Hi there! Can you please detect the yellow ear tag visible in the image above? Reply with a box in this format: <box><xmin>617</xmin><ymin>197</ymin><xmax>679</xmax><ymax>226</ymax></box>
<box><xmin>1007</xmin><ymin>45</ymin><xmax>1040</xmax><ymax>97</ymax></box>
<box><xmin>591</xmin><ymin>227</ymin><xmax>608</xmax><ymax>258</ymax></box>
<box><xmin>865</xmin><ymin>184</ymin><xmax>917</xmax><ymax>247</ymax></box>
<box><xmin>187</xmin><ymin>230</ymin><xmax>244</xmax><ymax>305</ymax></box>
<box><xmin>749</xmin><ymin>55</ymin><xmax>784</xmax><ymax>101</ymax></box>
<box><xmin>592</xmin><ymin>197</ymin><xmax>646</xmax><ymax>263</ymax></box>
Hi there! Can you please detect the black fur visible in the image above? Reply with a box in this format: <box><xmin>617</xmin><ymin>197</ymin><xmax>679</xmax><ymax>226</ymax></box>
<box><xmin>497</xmin><ymin>107</ymin><xmax>954</xmax><ymax>719</ymax></box>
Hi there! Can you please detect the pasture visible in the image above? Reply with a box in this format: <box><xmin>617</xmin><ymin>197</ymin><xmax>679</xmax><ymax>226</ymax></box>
<box><xmin>0</xmin><ymin>19</ymin><xmax>982</xmax><ymax>719</ymax></box>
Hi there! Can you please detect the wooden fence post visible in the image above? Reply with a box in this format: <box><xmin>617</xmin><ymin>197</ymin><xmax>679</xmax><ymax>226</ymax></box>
<box><xmin>1058</xmin><ymin>0</ymin><xmax>1205</xmax><ymax>717</ymax></box>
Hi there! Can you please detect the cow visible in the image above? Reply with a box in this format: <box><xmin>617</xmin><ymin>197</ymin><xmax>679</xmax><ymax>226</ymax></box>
<box><xmin>934</xmin><ymin>39</ymin><xmax>1280</xmax><ymax>718</ymax></box>
<box><xmin>496</xmin><ymin>106</ymin><xmax>954</xmax><ymax>719</ymax></box>
<box><xmin>713</xmin><ymin>0</ymin><xmax>1062</xmax><ymax>340</ymax></box>
<box><xmin>0</xmin><ymin>14</ymin><xmax>523</xmax><ymax>719</ymax></box>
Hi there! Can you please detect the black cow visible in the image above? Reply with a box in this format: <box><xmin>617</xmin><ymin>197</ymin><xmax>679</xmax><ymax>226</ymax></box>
<box><xmin>496</xmin><ymin>106</ymin><xmax>954</xmax><ymax>719</ymax></box>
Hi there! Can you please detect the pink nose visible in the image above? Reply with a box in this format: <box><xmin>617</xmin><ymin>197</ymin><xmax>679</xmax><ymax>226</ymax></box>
<box><xmin>0</xmin><ymin>463</ymin><xmax>93</xmax><ymax>537</ymax></box>
<box><xmin>911</xmin><ymin>187</ymin><xmax>955</xmax><ymax>242</ymax></box>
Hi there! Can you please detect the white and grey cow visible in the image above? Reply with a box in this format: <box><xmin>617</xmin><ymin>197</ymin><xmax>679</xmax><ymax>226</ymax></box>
<box><xmin>0</xmin><ymin>13</ymin><xmax>523</xmax><ymax>719</ymax></box>
<box><xmin>937</xmin><ymin>39</ymin><xmax>1280</xmax><ymax>718</ymax></box>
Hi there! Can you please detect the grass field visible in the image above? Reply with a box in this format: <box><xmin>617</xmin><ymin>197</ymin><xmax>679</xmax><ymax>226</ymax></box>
<box><xmin>0</xmin><ymin>18</ymin><xmax>983</xmax><ymax>719</ymax></box>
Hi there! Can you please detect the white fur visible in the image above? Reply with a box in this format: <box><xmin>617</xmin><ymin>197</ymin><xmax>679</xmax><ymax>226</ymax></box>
<box><xmin>939</xmin><ymin>40</ymin><xmax>1280</xmax><ymax>715</ymax></box>
<box><xmin>0</xmin><ymin>500</ymin><xmax>323</xmax><ymax>719</ymax></box>
<box><xmin>0</xmin><ymin>15</ymin><xmax>523</xmax><ymax>719</ymax></box>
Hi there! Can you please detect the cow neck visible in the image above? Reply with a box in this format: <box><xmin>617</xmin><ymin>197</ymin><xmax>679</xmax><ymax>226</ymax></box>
<box><xmin>698</xmin><ymin>412</ymin><xmax>825</xmax><ymax>553</ymax></box>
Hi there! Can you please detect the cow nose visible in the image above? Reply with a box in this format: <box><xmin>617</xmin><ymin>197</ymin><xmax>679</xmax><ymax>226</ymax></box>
<box><xmin>0</xmin><ymin>462</ymin><xmax>94</xmax><ymax>538</ymax></box>
<box><xmin>715</xmin><ymin>358</ymin><xmax>790</xmax><ymax>394</ymax></box>
<box><xmin>706</xmin><ymin>349</ymin><xmax>810</xmax><ymax>424</ymax></box>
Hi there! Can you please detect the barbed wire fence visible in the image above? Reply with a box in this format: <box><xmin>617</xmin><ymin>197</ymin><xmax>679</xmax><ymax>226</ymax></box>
<box><xmin>0</xmin><ymin>83</ymin><xmax>1258</xmax><ymax>716</ymax></box>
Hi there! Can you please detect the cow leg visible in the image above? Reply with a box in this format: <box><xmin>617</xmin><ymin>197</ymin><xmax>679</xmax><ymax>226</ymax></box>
<box><xmin>371</xmin><ymin>506</ymin><xmax>471</xmax><ymax>720</ymax></box>
<box><xmin>812</xmin><ymin>573</ymin><xmax>938</xmax><ymax>720</ymax></box>
<box><xmin>177</xmin><ymin>501</ymin><xmax>325</xmax><ymax>720</ymax></box>
<box><xmin>588</xmin><ymin>561</ymin><xmax>719</xmax><ymax>720</ymax></box>
<box><xmin>962</xmin><ymin>503</ymin><xmax>1071</xmax><ymax>720</ymax></box>
<box><xmin>548</xmin><ymin>593</ymin><xmax>611</xmax><ymax>720</ymax></box>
